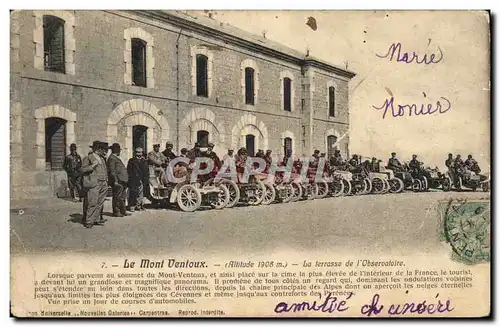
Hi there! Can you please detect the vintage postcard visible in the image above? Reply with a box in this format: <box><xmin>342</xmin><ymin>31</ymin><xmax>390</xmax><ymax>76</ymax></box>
<box><xmin>10</xmin><ymin>10</ymin><xmax>491</xmax><ymax>318</ymax></box>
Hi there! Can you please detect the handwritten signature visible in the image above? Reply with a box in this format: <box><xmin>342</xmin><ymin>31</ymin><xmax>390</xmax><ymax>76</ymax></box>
<box><xmin>376</xmin><ymin>42</ymin><xmax>443</xmax><ymax>65</ymax></box>
<box><xmin>274</xmin><ymin>292</ymin><xmax>454</xmax><ymax>316</ymax></box>
<box><xmin>361</xmin><ymin>293</ymin><xmax>454</xmax><ymax>316</ymax></box>
<box><xmin>372</xmin><ymin>95</ymin><xmax>451</xmax><ymax>119</ymax></box>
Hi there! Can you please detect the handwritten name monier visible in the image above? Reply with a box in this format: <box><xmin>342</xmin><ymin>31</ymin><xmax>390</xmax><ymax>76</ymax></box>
<box><xmin>123</xmin><ymin>258</ymin><xmax>207</xmax><ymax>269</ymax></box>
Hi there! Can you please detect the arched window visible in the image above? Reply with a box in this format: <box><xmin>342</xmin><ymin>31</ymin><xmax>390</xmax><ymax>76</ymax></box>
<box><xmin>329</xmin><ymin>86</ymin><xmax>335</xmax><ymax>117</ymax></box>
<box><xmin>45</xmin><ymin>117</ymin><xmax>67</xmax><ymax>170</ymax></box>
<box><xmin>327</xmin><ymin>135</ymin><xmax>338</xmax><ymax>159</ymax></box>
<box><xmin>245</xmin><ymin>67</ymin><xmax>255</xmax><ymax>105</ymax></box>
<box><xmin>284</xmin><ymin>137</ymin><xmax>292</xmax><ymax>157</ymax></box>
<box><xmin>245</xmin><ymin>134</ymin><xmax>255</xmax><ymax>156</ymax></box>
<box><xmin>196</xmin><ymin>54</ymin><xmax>208</xmax><ymax>97</ymax></box>
<box><xmin>131</xmin><ymin>38</ymin><xmax>147</xmax><ymax>87</ymax></box>
<box><xmin>197</xmin><ymin>130</ymin><xmax>210</xmax><ymax>147</ymax></box>
<box><xmin>283</xmin><ymin>77</ymin><xmax>292</xmax><ymax>111</ymax></box>
<box><xmin>133</xmin><ymin>125</ymin><xmax>148</xmax><ymax>153</ymax></box>
<box><xmin>43</xmin><ymin>15</ymin><xmax>65</xmax><ymax>73</ymax></box>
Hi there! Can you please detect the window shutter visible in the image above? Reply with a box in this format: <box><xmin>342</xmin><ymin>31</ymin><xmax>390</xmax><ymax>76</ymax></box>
<box><xmin>329</xmin><ymin>87</ymin><xmax>335</xmax><ymax>117</ymax></box>
<box><xmin>132</xmin><ymin>38</ymin><xmax>147</xmax><ymax>87</ymax></box>
<box><xmin>245</xmin><ymin>67</ymin><xmax>255</xmax><ymax>105</ymax></box>
<box><xmin>43</xmin><ymin>16</ymin><xmax>65</xmax><ymax>73</ymax></box>
<box><xmin>196</xmin><ymin>55</ymin><xmax>208</xmax><ymax>97</ymax></box>
<box><xmin>284</xmin><ymin>78</ymin><xmax>291</xmax><ymax>111</ymax></box>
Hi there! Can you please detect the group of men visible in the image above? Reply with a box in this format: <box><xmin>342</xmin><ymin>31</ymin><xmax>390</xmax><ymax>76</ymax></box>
<box><xmin>63</xmin><ymin>141</ymin><xmax>152</xmax><ymax>228</ymax></box>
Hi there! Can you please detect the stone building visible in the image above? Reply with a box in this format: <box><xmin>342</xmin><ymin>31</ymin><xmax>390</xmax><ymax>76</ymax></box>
<box><xmin>10</xmin><ymin>10</ymin><xmax>355</xmax><ymax>199</ymax></box>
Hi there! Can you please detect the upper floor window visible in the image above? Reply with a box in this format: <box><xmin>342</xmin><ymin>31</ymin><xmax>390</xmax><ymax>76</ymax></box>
<box><xmin>131</xmin><ymin>38</ymin><xmax>147</xmax><ymax>87</ymax></box>
<box><xmin>245</xmin><ymin>67</ymin><xmax>255</xmax><ymax>105</ymax></box>
<box><xmin>328</xmin><ymin>86</ymin><xmax>335</xmax><ymax>117</ymax></box>
<box><xmin>283</xmin><ymin>77</ymin><xmax>292</xmax><ymax>112</ymax></box>
<box><xmin>43</xmin><ymin>15</ymin><xmax>65</xmax><ymax>73</ymax></box>
<box><xmin>196</xmin><ymin>54</ymin><xmax>209</xmax><ymax>97</ymax></box>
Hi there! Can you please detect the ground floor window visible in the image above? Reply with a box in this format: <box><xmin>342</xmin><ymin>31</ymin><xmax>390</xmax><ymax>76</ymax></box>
<box><xmin>45</xmin><ymin>117</ymin><xmax>67</xmax><ymax>170</ymax></box>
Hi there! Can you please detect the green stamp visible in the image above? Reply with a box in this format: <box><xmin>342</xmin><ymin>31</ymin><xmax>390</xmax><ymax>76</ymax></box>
<box><xmin>440</xmin><ymin>198</ymin><xmax>490</xmax><ymax>265</ymax></box>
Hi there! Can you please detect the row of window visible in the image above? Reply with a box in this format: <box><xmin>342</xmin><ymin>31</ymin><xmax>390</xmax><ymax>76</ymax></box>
<box><xmin>42</xmin><ymin>15</ymin><xmax>336</xmax><ymax>117</ymax></box>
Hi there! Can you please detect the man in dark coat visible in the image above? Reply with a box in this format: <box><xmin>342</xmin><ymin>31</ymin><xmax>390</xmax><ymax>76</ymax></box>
<box><xmin>63</xmin><ymin>143</ymin><xmax>82</xmax><ymax>202</ymax></box>
<box><xmin>107</xmin><ymin>143</ymin><xmax>130</xmax><ymax>217</ymax></box>
<box><xmin>203</xmin><ymin>142</ymin><xmax>221</xmax><ymax>169</ymax></box>
<box><xmin>387</xmin><ymin>152</ymin><xmax>403</xmax><ymax>172</ymax></box>
<box><xmin>81</xmin><ymin>141</ymin><xmax>108</xmax><ymax>228</ymax></box>
<box><xmin>162</xmin><ymin>142</ymin><xmax>177</xmax><ymax>163</ymax></box>
<box><xmin>127</xmin><ymin>147</ymin><xmax>149</xmax><ymax>212</ymax></box>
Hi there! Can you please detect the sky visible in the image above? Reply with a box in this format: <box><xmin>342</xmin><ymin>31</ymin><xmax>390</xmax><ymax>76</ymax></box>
<box><xmin>192</xmin><ymin>10</ymin><xmax>491</xmax><ymax>172</ymax></box>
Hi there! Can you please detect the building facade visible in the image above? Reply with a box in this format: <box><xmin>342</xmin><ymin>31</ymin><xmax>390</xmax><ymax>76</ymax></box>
<box><xmin>10</xmin><ymin>10</ymin><xmax>356</xmax><ymax>199</ymax></box>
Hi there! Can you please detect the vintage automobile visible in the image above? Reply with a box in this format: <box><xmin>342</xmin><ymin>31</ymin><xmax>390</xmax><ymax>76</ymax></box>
<box><xmin>453</xmin><ymin>168</ymin><xmax>490</xmax><ymax>192</ymax></box>
<box><xmin>148</xmin><ymin>164</ymin><xmax>229</xmax><ymax>212</ymax></box>
<box><xmin>379</xmin><ymin>167</ymin><xmax>404</xmax><ymax>193</ymax></box>
<box><xmin>417</xmin><ymin>166</ymin><xmax>452</xmax><ymax>191</ymax></box>
<box><xmin>391</xmin><ymin>163</ymin><xmax>422</xmax><ymax>192</ymax></box>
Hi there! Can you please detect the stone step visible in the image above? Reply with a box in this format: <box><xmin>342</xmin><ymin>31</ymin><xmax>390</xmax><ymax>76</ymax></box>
<box><xmin>10</xmin><ymin>185</ymin><xmax>53</xmax><ymax>201</ymax></box>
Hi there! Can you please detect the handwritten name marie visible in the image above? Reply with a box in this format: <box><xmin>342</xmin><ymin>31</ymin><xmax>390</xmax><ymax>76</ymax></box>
<box><xmin>376</xmin><ymin>42</ymin><xmax>443</xmax><ymax>65</ymax></box>
<box><xmin>123</xmin><ymin>258</ymin><xmax>207</xmax><ymax>268</ymax></box>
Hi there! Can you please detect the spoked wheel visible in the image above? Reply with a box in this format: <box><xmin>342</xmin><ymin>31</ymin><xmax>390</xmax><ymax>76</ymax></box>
<box><xmin>278</xmin><ymin>184</ymin><xmax>293</xmax><ymax>203</ymax></box>
<box><xmin>222</xmin><ymin>179</ymin><xmax>240</xmax><ymax>208</ymax></box>
<box><xmin>314</xmin><ymin>181</ymin><xmax>329</xmax><ymax>199</ymax></box>
<box><xmin>412</xmin><ymin>178</ymin><xmax>422</xmax><ymax>192</ymax></box>
<box><xmin>388</xmin><ymin>178</ymin><xmax>404</xmax><ymax>193</ymax></box>
<box><xmin>442</xmin><ymin>177</ymin><xmax>452</xmax><ymax>192</ymax></box>
<box><xmin>330</xmin><ymin>180</ymin><xmax>345</xmax><ymax>197</ymax></box>
<box><xmin>261</xmin><ymin>183</ymin><xmax>277</xmax><ymax>205</ymax></box>
<box><xmin>371</xmin><ymin>177</ymin><xmax>385</xmax><ymax>194</ymax></box>
<box><xmin>247</xmin><ymin>180</ymin><xmax>266</xmax><ymax>205</ymax></box>
<box><xmin>177</xmin><ymin>184</ymin><xmax>202</xmax><ymax>212</ymax></box>
<box><xmin>363</xmin><ymin>178</ymin><xmax>372</xmax><ymax>194</ymax></box>
<box><xmin>382</xmin><ymin>179</ymin><xmax>391</xmax><ymax>194</ymax></box>
<box><xmin>420</xmin><ymin>176</ymin><xmax>429</xmax><ymax>192</ymax></box>
<box><xmin>209</xmin><ymin>184</ymin><xmax>230</xmax><ymax>209</ymax></box>
<box><xmin>290</xmin><ymin>182</ymin><xmax>303</xmax><ymax>202</ymax></box>
<box><xmin>342</xmin><ymin>179</ymin><xmax>352</xmax><ymax>195</ymax></box>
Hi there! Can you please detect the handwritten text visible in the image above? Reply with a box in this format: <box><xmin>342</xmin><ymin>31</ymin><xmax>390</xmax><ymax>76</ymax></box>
<box><xmin>376</xmin><ymin>42</ymin><xmax>443</xmax><ymax>65</ymax></box>
<box><xmin>372</xmin><ymin>95</ymin><xmax>451</xmax><ymax>119</ymax></box>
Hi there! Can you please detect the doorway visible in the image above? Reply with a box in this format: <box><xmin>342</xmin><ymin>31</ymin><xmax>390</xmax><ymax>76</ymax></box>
<box><xmin>245</xmin><ymin>134</ymin><xmax>255</xmax><ymax>156</ymax></box>
<box><xmin>45</xmin><ymin>117</ymin><xmax>67</xmax><ymax>170</ymax></box>
<box><xmin>197</xmin><ymin>130</ymin><xmax>209</xmax><ymax>147</ymax></box>
<box><xmin>133</xmin><ymin>125</ymin><xmax>148</xmax><ymax>154</ymax></box>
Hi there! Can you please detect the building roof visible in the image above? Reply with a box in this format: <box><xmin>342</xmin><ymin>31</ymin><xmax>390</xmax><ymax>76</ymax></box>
<box><xmin>133</xmin><ymin>10</ymin><xmax>356</xmax><ymax>79</ymax></box>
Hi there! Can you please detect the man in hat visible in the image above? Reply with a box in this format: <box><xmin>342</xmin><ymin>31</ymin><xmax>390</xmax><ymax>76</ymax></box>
<box><xmin>223</xmin><ymin>149</ymin><xmax>235</xmax><ymax>166</ymax></box>
<box><xmin>203</xmin><ymin>142</ymin><xmax>221</xmax><ymax>169</ymax></box>
<box><xmin>180</xmin><ymin>148</ymin><xmax>189</xmax><ymax>157</ymax></box>
<box><xmin>388</xmin><ymin>152</ymin><xmax>403</xmax><ymax>172</ymax></box>
<box><xmin>148</xmin><ymin>143</ymin><xmax>168</xmax><ymax>186</ymax></box>
<box><xmin>409</xmin><ymin>154</ymin><xmax>421</xmax><ymax>172</ymax></box>
<box><xmin>81</xmin><ymin>141</ymin><xmax>109</xmax><ymax>228</ymax></box>
<box><xmin>107</xmin><ymin>143</ymin><xmax>130</xmax><ymax>217</ymax></box>
<box><xmin>188</xmin><ymin>142</ymin><xmax>202</xmax><ymax>162</ymax></box>
<box><xmin>256</xmin><ymin>149</ymin><xmax>265</xmax><ymax>158</ymax></box>
<box><xmin>127</xmin><ymin>147</ymin><xmax>149</xmax><ymax>212</ymax></box>
<box><xmin>162</xmin><ymin>142</ymin><xmax>177</xmax><ymax>163</ymax></box>
<box><xmin>348</xmin><ymin>154</ymin><xmax>359</xmax><ymax>168</ymax></box>
<box><xmin>63</xmin><ymin>143</ymin><xmax>82</xmax><ymax>202</ymax></box>
<box><xmin>264</xmin><ymin>150</ymin><xmax>273</xmax><ymax>172</ymax></box>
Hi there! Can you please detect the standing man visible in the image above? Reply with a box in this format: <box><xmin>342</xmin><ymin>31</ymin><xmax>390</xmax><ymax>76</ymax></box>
<box><xmin>127</xmin><ymin>147</ymin><xmax>148</xmax><ymax>212</ymax></box>
<box><xmin>204</xmin><ymin>143</ymin><xmax>221</xmax><ymax>169</ymax></box>
<box><xmin>107</xmin><ymin>143</ymin><xmax>130</xmax><ymax>217</ymax></box>
<box><xmin>63</xmin><ymin>143</ymin><xmax>82</xmax><ymax>202</ymax></box>
<box><xmin>223</xmin><ymin>149</ymin><xmax>235</xmax><ymax>165</ymax></box>
<box><xmin>81</xmin><ymin>141</ymin><xmax>108</xmax><ymax>228</ymax></box>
